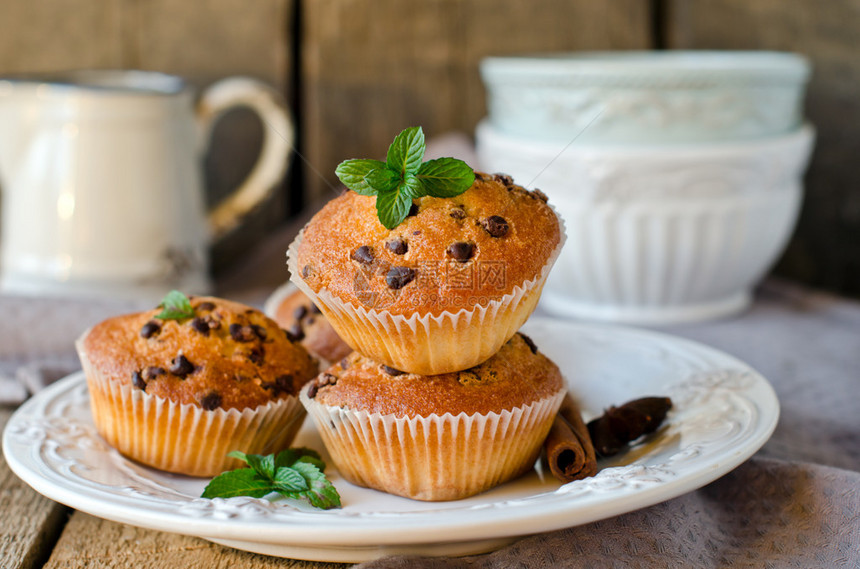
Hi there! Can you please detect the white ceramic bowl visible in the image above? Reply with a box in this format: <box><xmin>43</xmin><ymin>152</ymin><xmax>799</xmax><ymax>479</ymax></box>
<box><xmin>480</xmin><ymin>51</ymin><xmax>810</xmax><ymax>144</ymax></box>
<box><xmin>476</xmin><ymin>120</ymin><xmax>815</xmax><ymax>324</ymax></box>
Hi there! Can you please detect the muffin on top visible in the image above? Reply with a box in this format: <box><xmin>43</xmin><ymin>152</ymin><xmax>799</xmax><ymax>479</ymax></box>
<box><xmin>77</xmin><ymin>295</ymin><xmax>318</xmax><ymax>477</ymax></box>
<box><xmin>300</xmin><ymin>332</ymin><xmax>566</xmax><ymax>501</ymax></box>
<box><xmin>288</xmin><ymin>172</ymin><xmax>564</xmax><ymax>374</ymax></box>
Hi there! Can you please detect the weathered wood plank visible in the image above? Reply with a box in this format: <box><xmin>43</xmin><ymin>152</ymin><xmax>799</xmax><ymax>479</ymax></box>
<box><xmin>301</xmin><ymin>0</ymin><xmax>652</xmax><ymax>200</ymax></box>
<box><xmin>0</xmin><ymin>408</ymin><xmax>69</xmax><ymax>569</ymax></box>
<box><xmin>666</xmin><ymin>0</ymin><xmax>860</xmax><ymax>296</ymax></box>
<box><xmin>43</xmin><ymin>512</ymin><xmax>348</xmax><ymax>569</ymax></box>
<box><xmin>129</xmin><ymin>0</ymin><xmax>290</xmax><ymax>89</ymax></box>
<box><xmin>0</xmin><ymin>0</ymin><xmax>123</xmax><ymax>72</ymax></box>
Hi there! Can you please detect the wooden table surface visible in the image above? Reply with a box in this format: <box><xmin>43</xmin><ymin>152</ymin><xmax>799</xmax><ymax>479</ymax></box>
<box><xmin>0</xmin><ymin>408</ymin><xmax>348</xmax><ymax>569</ymax></box>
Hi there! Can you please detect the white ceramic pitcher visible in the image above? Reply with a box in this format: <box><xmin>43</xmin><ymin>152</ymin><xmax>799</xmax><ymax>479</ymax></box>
<box><xmin>0</xmin><ymin>70</ymin><xmax>293</xmax><ymax>300</ymax></box>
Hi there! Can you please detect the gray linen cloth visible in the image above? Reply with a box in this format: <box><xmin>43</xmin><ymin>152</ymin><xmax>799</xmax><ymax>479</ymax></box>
<box><xmin>1</xmin><ymin>280</ymin><xmax>858</xmax><ymax>568</ymax></box>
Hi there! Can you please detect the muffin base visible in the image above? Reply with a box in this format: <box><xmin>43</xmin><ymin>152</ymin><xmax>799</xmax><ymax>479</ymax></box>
<box><xmin>78</xmin><ymin>338</ymin><xmax>306</xmax><ymax>477</ymax></box>
<box><xmin>300</xmin><ymin>386</ymin><xmax>565</xmax><ymax>501</ymax></box>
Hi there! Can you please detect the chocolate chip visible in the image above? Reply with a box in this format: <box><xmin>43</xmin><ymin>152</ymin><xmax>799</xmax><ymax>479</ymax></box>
<box><xmin>351</xmin><ymin>245</ymin><xmax>374</xmax><ymax>264</ymax></box>
<box><xmin>519</xmin><ymin>333</ymin><xmax>538</xmax><ymax>354</ymax></box>
<box><xmin>321</xmin><ymin>372</ymin><xmax>338</xmax><ymax>385</ymax></box>
<box><xmin>293</xmin><ymin>305</ymin><xmax>308</xmax><ymax>320</ymax></box>
<box><xmin>532</xmin><ymin>189</ymin><xmax>549</xmax><ymax>202</ymax></box>
<box><xmin>203</xmin><ymin>314</ymin><xmax>221</xmax><ymax>330</ymax></box>
<box><xmin>386</xmin><ymin>238</ymin><xmax>408</xmax><ymax>255</ymax></box>
<box><xmin>140</xmin><ymin>321</ymin><xmax>161</xmax><ymax>339</ymax></box>
<box><xmin>248</xmin><ymin>347</ymin><xmax>265</xmax><ymax>365</ymax></box>
<box><xmin>481</xmin><ymin>216</ymin><xmax>509</xmax><ymax>238</ymax></box>
<box><xmin>200</xmin><ymin>391</ymin><xmax>222</xmax><ymax>411</ymax></box>
<box><xmin>190</xmin><ymin>317</ymin><xmax>210</xmax><ymax>336</ymax></box>
<box><xmin>196</xmin><ymin>301</ymin><xmax>215</xmax><ymax>312</ymax></box>
<box><xmin>381</xmin><ymin>365</ymin><xmax>404</xmax><ymax>376</ymax></box>
<box><xmin>230</xmin><ymin>323</ymin><xmax>256</xmax><ymax>342</ymax></box>
<box><xmin>251</xmin><ymin>324</ymin><xmax>268</xmax><ymax>340</ymax></box>
<box><xmin>262</xmin><ymin>374</ymin><xmax>294</xmax><ymax>397</ymax></box>
<box><xmin>310</xmin><ymin>303</ymin><xmax>322</xmax><ymax>314</ymax></box>
<box><xmin>169</xmin><ymin>354</ymin><xmax>195</xmax><ymax>377</ymax></box>
<box><xmin>446</xmin><ymin>242</ymin><xmax>474</xmax><ymax>262</ymax></box>
<box><xmin>386</xmin><ymin>266</ymin><xmax>416</xmax><ymax>289</ymax></box>
<box><xmin>307</xmin><ymin>373</ymin><xmax>337</xmax><ymax>399</ymax></box>
<box><xmin>407</xmin><ymin>203</ymin><xmax>419</xmax><ymax>217</ymax></box>
<box><xmin>493</xmin><ymin>173</ymin><xmax>514</xmax><ymax>187</ymax></box>
<box><xmin>301</xmin><ymin>264</ymin><xmax>312</xmax><ymax>279</ymax></box>
<box><xmin>144</xmin><ymin>366</ymin><xmax>165</xmax><ymax>380</ymax></box>
<box><xmin>306</xmin><ymin>383</ymin><xmax>319</xmax><ymax>399</ymax></box>
<box><xmin>449</xmin><ymin>207</ymin><xmax>466</xmax><ymax>220</ymax></box>
<box><xmin>474</xmin><ymin>171</ymin><xmax>488</xmax><ymax>182</ymax></box>
<box><xmin>131</xmin><ymin>371</ymin><xmax>146</xmax><ymax>391</ymax></box>
<box><xmin>340</xmin><ymin>357</ymin><xmax>350</xmax><ymax>369</ymax></box>
<box><xmin>412</xmin><ymin>230</ymin><xmax>421</xmax><ymax>235</ymax></box>
<box><xmin>287</xmin><ymin>322</ymin><xmax>305</xmax><ymax>342</ymax></box>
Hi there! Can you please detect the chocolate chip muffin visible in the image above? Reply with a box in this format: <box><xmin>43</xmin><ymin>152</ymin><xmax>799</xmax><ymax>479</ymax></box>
<box><xmin>300</xmin><ymin>333</ymin><xmax>565</xmax><ymax>501</ymax></box>
<box><xmin>264</xmin><ymin>283</ymin><xmax>352</xmax><ymax>366</ymax></box>
<box><xmin>76</xmin><ymin>296</ymin><xmax>318</xmax><ymax>477</ymax></box>
<box><xmin>288</xmin><ymin>172</ymin><xmax>564</xmax><ymax>375</ymax></box>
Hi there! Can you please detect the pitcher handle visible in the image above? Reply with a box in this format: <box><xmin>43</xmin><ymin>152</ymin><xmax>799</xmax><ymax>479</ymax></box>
<box><xmin>197</xmin><ymin>77</ymin><xmax>293</xmax><ymax>240</ymax></box>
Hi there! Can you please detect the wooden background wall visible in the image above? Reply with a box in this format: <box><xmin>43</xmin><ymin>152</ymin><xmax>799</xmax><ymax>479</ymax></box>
<box><xmin>1</xmin><ymin>0</ymin><xmax>858</xmax><ymax>296</ymax></box>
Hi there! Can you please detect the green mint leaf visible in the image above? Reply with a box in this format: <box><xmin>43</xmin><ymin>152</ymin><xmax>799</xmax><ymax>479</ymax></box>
<box><xmin>376</xmin><ymin>184</ymin><xmax>415</xmax><ymax>230</ymax></box>
<box><xmin>227</xmin><ymin>450</ymin><xmax>248</xmax><ymax>462</ymax></box>
<box><xmin>275</xmin><ymin>448</ymin><xmax>324</xmax><ymax>471</ymax></box>
<box><xmin>201</xmin><ymin>468</ymin><xmax>275</xmax><ymax>499</ymax></box>
<box><xmin>296</xmin><ymin>454</ymin><xmax>327</xmax><ymax>472</ymax></box>
<box><xmin>274</xmin><ymin>466</ymin><xmax>310</xmax><ymax>492</ymax></box>
<box><xmin>285</xmin><ymin>461</ymin><xmax>342</xmax><ymax>509</ymax></box>
<box><xmin>335</xmin><ymin>159</ymin><xmax>387</xmax><ymax>196</ymax></box>
<box><xmin>365</xmin><ymin>167</ymin><xmax>402</xmax><ymax>192</ymax></box>
<box><xmin>386</xmin><ymin>126</ymin><xmax>425</xmax><ymax>177</ymax></box>
<box><xmin>154</xmin><ymin>290</ymin><xmax>195</xmax><ymax>320</ymax></box>
<box><xmin>244</xmin><ymin>453</ymin><xmax>276</xmax><ymax>480</ymax></box>
<box><xmin>204</xmin><ymin>448</ymin><xmax>339</xmax><ymax>509</ymax></box>
<box><xmin>415</xmin><ymin>158</ymin><xmax>476</xmax><ymax>198</ymax></box>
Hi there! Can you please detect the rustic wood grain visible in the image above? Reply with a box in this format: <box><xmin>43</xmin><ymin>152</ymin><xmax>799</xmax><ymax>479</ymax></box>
<box><xmin>666</xmin><ymin>0</ymin><xmax>860</xmax><ymax>296</ymax></box>
<box><xmin>0</xmin><ymin>0</ymin><xmax>123</xmax><ymax>72</ymax></box>
<box><xmin>301</xmin><ymin>0</ymin><xmax>652</xmax><ymax>200</ymax></box>
<box><xmin>0</xmin><ymin>408</ymin><xmax>69</xmax><ymax>569</ymax></box>
<box><xmin>43</xmin><ymin>511</ymin><xmax>349</xmax><ymax>569</ymax></box>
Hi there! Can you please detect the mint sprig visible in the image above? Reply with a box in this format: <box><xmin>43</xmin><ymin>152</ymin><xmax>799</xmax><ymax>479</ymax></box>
<box><xmin>201</xmin><ymin>448</ymin><xmax>341</xmax><ymax>510</ymax></box>
<box><xmin>335</xmin><ymin>126</ymin><xmax>475</xmax><ymax>229</ymax></box>
<box><xmin>154</xmin><ymin>290</ymin><xmax>195</xmax><ymax>320</ymax></box>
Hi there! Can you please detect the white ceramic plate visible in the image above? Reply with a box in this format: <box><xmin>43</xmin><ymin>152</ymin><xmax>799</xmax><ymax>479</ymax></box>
<box><xmin>3</xmin><ymin>318</ymin><xmax>778</xmax><ymax>563</ymax></box>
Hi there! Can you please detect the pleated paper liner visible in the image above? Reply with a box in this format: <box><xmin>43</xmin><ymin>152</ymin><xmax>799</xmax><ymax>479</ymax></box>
<box><xmin>77</xmin><ymin>335</ymin><xmax>306</xmax><ymax>477</ymax></box>
<box><xmin>286</xmin><ymin>214</ymin><xmax>565</xmax><ymax>375</ymax></box>
<box><xmin>300</xmin><ymin>385</ymin><xmax>565</xmax><ymax>501</ymax></box>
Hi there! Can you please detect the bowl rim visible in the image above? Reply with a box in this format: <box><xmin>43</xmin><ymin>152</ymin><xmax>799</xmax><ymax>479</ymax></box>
<box><xmin>475</xmin><ymin>118</ymin><xmax>816</xmax><ymax>156</ymax></box>
<box><xmin>480</xmin><ymin>50</ymin><xmax>810</xmax><ymax>83</ymax></box>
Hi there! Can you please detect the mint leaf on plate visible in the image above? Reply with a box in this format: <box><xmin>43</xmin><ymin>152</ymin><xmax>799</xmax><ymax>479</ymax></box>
<box><xmin>202</xmin><ymin>448</ymin><xmax>341</xmax><ymax>510</ymax></box>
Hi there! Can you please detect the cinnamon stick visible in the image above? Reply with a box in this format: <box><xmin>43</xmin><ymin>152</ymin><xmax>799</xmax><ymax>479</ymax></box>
<box><xmin>543</xmin><ymin>393</ymin><xmax>597</xmax><ymax>483</ymax></box>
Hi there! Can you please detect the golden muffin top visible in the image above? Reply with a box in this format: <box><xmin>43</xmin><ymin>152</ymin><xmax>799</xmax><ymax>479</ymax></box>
<box><xmin>304</xmin><ymin>332</ymin><xmax>564</xmax><ymax>417</ymax></box>
<box><xmin>80</xmin><ymin>296</ymin><xmax>318</xmax><ymax>411</ymax></box>
<box><xmin>293</xmin><ymin>172</ymin><xmax>561</xmax><ymax>317</ymax></box>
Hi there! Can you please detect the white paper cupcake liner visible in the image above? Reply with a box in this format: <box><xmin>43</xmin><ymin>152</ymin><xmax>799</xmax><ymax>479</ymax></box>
<box><xmin>300</xmin><ymin>386</ymin><xmax>565</xmax><ymax>501</ymax></box>
<box><xmin>286</xmin><ymin>211</ymin><xmax>566</xmax><ymax>375</ymax></box>
<box><xmin>77</xmin><ymin>335</ymin><xmax>306</xmax><ymax>477</ymax></box>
